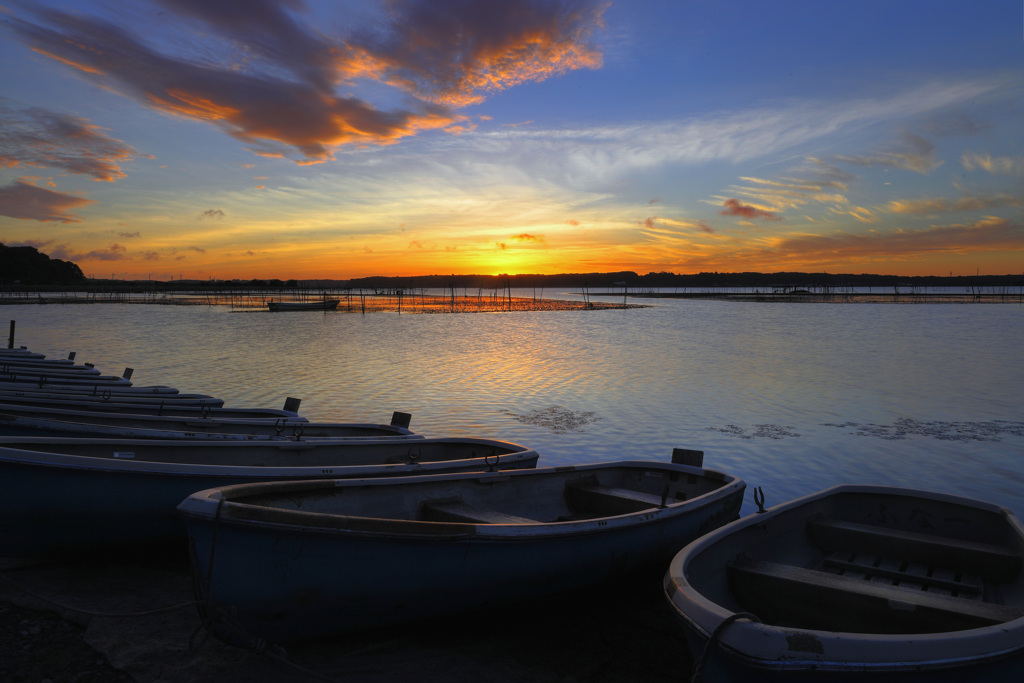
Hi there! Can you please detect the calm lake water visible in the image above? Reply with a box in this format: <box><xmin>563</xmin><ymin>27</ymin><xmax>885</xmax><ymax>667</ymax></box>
<box><xmin>4</xmin><ymin>294</ymin><xmax>1023</xmax><ymax>518</ymax></box>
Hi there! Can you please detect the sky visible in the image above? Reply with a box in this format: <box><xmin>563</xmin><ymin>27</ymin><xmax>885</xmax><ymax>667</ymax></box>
<box><xmin>1</xmin><ymin>0</ymin><xmax>1022</xmax><ymax>281</ymax></box>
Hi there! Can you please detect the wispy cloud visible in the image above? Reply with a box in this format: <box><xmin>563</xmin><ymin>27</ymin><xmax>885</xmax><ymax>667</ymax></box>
<box><xmin>835</xmin><ymin>132</ymin><xmax>943</xmax><ymax>174</ymax></box>
<box><xmin>764</xmin><ymin>217</ymin><xmax>1023</xmax><ymax>264</ymax></box>
<box><xmin>830</xmin><ymin>205</ymin><xmax>877</xmax><ymax>223</ymax></box>
<box><xmin>422</xmin><ymin>79</ymin><xmax>1001</xmax><ymax>194</ymax></box>
<box><xmin>719</xmin><ymin>198</ymin><xmax>781</xmax><ymax>221</ymax></box>
<box><xmin>511</xmin><ymin>233</ymin><xmax>545</xmax><ymax>243</ymax></box>
<box><xmin>0</xmin><ymin>179</ymin><xmax>94</xmax><ymax>222</ymax></box>
<box><xmin>0</xmin><ymin>100</ymin><xmax>140</xmax><ymax>181</ymax></box>
<box><xmin>884</xmin><ymin>193</ymin><xmax>1022</xmax><ymax>214</ymax></box>
<box><xmin>642</xmin><ymin>216</ymin><xmax>1024</xmax><ymax>273</ymax></box>
<box><xmin>50</xmin><ymin>242</ymin><xmax>128</xmax><ymax>261</ymax></box>
<box><xmin>720</xmin><ymin>158</ymin><xmax>854</xmax><ymax>215</ymax></box>
<box><xmin>961</xmin><ymin>152</ymin><xmax>1024</xmax><ymax>175</ymax></box>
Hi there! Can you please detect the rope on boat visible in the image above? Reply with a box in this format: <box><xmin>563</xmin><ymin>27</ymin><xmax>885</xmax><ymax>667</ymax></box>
<box><xmin>691</xmin><ymin>611</ymin><xmax>761</xmax><ymax>683</ymax></box>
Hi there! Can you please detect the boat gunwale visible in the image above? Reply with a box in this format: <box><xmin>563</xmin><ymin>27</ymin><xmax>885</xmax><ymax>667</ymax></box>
<box><xmin>176</xmin><ymin>461</ymin><xmax>745</xmax><ymax>540</ymax></box>
<box><xmin>0</xmin><ymin>410</ymin><xmax>419</xmax><ymax>440</ymax></box>
<box><xmin>0</xmin><ymin>436</ymin><xmax>538</xmax><ymax>477</ymax></box>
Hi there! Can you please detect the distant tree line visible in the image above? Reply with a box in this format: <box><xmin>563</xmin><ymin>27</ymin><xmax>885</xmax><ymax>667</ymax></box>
<box><xmin>1</xmin><ymin>244</ymin><xmax>1020</xmax><ymax>290</ymax></box>
<box><xmin>0</xmin><ymin>243</ymin><xmax>85</xmax><ymax>285</ymax></box>
<box><xmin>347</xmin><ymin>271</ymin><xmax>1023</xmax><ymax>290</ymax></box>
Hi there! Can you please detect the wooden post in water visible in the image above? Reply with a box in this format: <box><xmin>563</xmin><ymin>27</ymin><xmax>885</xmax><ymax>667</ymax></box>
<box><xmin>6</xmin><ymin>320</ymin><xmax>13</xmax><ymax>349</ymax></box>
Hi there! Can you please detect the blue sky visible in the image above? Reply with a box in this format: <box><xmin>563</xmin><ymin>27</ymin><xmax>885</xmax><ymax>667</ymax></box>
<box><xmin>1</xmin><ymin>0</ymin><xmax>1022</xmax><ymax>279</ymax></box>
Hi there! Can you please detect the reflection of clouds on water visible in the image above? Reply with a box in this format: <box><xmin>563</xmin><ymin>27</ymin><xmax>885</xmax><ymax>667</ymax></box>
<box><xmin>822</xmin><ymin>418</ymin><xmax>1024</xmax><ymax>441</ymax></box>
<box><xmin>501</xmin><ymin>406</ymin><xmax>600</xmax><ymax>433</ymax></box>
<box><xmin>706</xmin><ymin>424</ymin><xmax>801</xmax><ymax>439</ymax></box>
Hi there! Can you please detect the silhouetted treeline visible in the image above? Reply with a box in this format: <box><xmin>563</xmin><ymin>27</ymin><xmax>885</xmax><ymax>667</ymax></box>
<box><xmin>1</xmin><ymin>248</ymin><xmax>1020</xmax><ymax>291</ymax></box>
<box><xmin>0</xmin><ymin>244</ymin><xmax>85</xmax><ymax>285</ymax></box>
<box><xmin>347</xmin><ymin>271</ymin><xmax>1023</xmax><ymax>290</ymax></box>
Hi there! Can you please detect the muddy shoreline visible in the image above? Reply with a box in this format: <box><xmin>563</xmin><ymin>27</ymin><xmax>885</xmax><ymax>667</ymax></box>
<box><xmin>1</xmin><ymin>546</ymin><xmax>695</xmax><ymax>682</ymax></box>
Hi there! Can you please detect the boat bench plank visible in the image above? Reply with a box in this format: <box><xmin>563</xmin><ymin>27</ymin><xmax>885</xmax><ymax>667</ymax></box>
<box><xmin>564</xmin><ymin>480</ymin><xmax>665</xmax><ymax>515</ymax></box>
<box><xmin>822</xmin><ymin>551</ymin><xmax>984</xmax><ymax>595</ymax></box>
<box><xmin>420</xmin><ymin>500</ymin><xmax>537</xmax><ymax>525</ymax></box>
<box><xmin>807</xmin><ymin>517</ymin><xmax>1022</xmax><ymax>582</ymax></box>
<box><xmin>728</xmin><ymin>557</ymin><xmax>1024</xmax><ymax>633</ymax></box>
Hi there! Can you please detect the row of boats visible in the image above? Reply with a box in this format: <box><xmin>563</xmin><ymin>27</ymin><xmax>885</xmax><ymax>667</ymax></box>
<box><xmin>2</xmin><ymin>343</ymin><xmax>1022</xmax><ymax>680</ymax></box>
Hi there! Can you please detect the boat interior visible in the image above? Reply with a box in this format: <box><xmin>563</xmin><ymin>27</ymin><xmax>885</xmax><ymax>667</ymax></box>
<box><xmin>230</xmin><ymin>465</ymin><xmax>732</xmax><ymax>525</ymax></box>
<box><xmin>717</xmin><ymin>495</ymin><xmax>1024</xmax><ymax>634</ymax></box>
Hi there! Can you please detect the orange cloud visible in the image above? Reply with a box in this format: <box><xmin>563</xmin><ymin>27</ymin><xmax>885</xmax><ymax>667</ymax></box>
<box><xmin>767</xmin><ymin>217</ymin><xmax>1023</xmax><ymax>263</ymax></box>
<box><xmin>512</xmin><ymin>233</ymin><xmax>545</xmax><ymax>243</ymax></box>
<box><xmin>719</xmin><ymin>198</ymin><xmax>781</xmax><ymax>221</ymax></box>
<box><xmin>0</xmin><ymin>180</ymin><xmax>94</xmax><ymax>223</ymax></box>
<box><xmin>0</xmin><ymin>102</ymin><xmax>138</xmax><ymax>182</ymax></box>
<box><xmin>10</xmin><ymin>1</ymin><xmax>606</xmax><ymax>162</ymax></box>
<box><xmin>357</xmin><ymin>0</ymin><xmax>606</xmax><ymax>108</ymax></box>
<box><xmin>885</xmin><ymin>194</ymin><xmax>1022</xmax><ymax>214</ymax></box>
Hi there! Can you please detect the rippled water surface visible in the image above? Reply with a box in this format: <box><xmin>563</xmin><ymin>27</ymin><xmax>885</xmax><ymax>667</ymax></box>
<box><xmin>5</xmin><ymin>295</ymin><xmax>1023</xmax><ymax>517</ymax></box>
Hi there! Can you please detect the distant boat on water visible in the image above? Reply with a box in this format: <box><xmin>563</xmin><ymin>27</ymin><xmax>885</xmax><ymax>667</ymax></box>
<box><xmin>268</xmin><ymin>299</ymin><xmax>340</xmax><ymax>311</ymax></box>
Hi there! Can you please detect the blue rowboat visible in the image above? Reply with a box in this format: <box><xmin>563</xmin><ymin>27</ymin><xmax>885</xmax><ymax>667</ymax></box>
<box><xmin>663</xmin><ymin>485</ymin><xmax>1024</xmax><ymax>681</ymax></box>
<box><xmin>178</xmin><ymin>457</ymin><xmax>744</xmax><ymax>644</ymax></box>
<box><xmin>0</xmin><ymin>409</ymin><xmax>418</xmax><ymax>440</ymax></box>
<box><xmin>0</xmin><ymin>436</ymin><xmax>537</xmax><ymax>557</ymax></box>
<box><xmin>0</xmin><ymin>403</ymin><xmax>413</xmax><ymax>440</ymax></box>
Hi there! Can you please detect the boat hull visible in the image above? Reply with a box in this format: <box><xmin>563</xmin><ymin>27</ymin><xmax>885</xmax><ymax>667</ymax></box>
<box><xmin>0</xmin><ymin>406</ymin><xmax>417</xmax><ymax>440</ymax></box>
<box><xmin>0</xmin><ymin>436</ymin><xmax>537</xmax><ymax>557</ymax></box>
<box><xmin>178</xmin><ymin>461</ymin><xmax>745</xmax><ymax>642</ymax></box>
<box><xmin>663</xmin><ymin>485</ymin><xmax>1024</xmax><ymax>681</ymax></box>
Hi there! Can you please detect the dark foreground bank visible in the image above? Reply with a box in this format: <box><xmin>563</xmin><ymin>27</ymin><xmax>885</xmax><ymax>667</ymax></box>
<box><xmin>1</xmin><ymin>546</ymin><xmax>695</xmax><ymax>682</ymax></box>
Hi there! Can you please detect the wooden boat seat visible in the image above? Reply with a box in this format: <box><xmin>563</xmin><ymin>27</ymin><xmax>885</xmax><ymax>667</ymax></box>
<box><xmin>806</xmin><ymin>517</ymin><xmax>1023</xmax><ymax>582</ymax></box>
<box><xmin>564</xmin><ymin>480</ymin><xmax>666</xmax><ymax>515</ymax></box>
<box><xmin>728</xmin><ymin>556</ymin><xmax>1024</xmax><ymax>634</ymax></box>
<box><xmin>420</xmin><ymin>500</ymin><xmax>537</xmax><ymax>525</ymax></box>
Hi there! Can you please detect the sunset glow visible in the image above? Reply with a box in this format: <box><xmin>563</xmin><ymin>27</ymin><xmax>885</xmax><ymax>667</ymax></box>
<box><xmin>1</xmin><ymin>1</ymin><xmax>1022</xmax><ymax>280</ymax></box>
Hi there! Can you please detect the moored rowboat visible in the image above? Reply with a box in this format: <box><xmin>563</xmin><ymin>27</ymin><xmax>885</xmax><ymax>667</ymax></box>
<box><xmin>0</xmin><ymin>410</ymin><xmax>418</xmax><ymax>440</ymax></box>
<box><xmin>663</xmin><ymin>485</ymin><xmax>1024</xmax><ymax>681</ymax></box>
<box><xmin>0</xmin><ymin>436</ymin><xmax>538</xmax><ymax>557</ymax></box>
<box><xmin>0</xmin><ymin>403</ymin><xmax>412</xmax><ymax>439</ymax></box>
<box><xmin>0</xmin><ymin>394</ymin><xmax>315</xmax><ymax>416</ymax></box>
<box><xmin>0</xmin><ymin>380</ymin><xmax>176</xmax><ymax>394</ymax></box>
<box><xmin>178</xmin><ymin>458</ymin><xmax>745</xmax><ymax>643</ymax></box>
<box><xmin>0</xmin><ymin>388</ymin><xmax>217</xmax><ymax>404</ymax></box>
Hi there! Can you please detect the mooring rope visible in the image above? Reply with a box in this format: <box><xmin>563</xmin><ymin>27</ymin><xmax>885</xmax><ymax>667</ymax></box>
<box><xmin>690</xmin><ymin>611</ymin><xmax>761</xmax><ymax>683</ymax></box>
